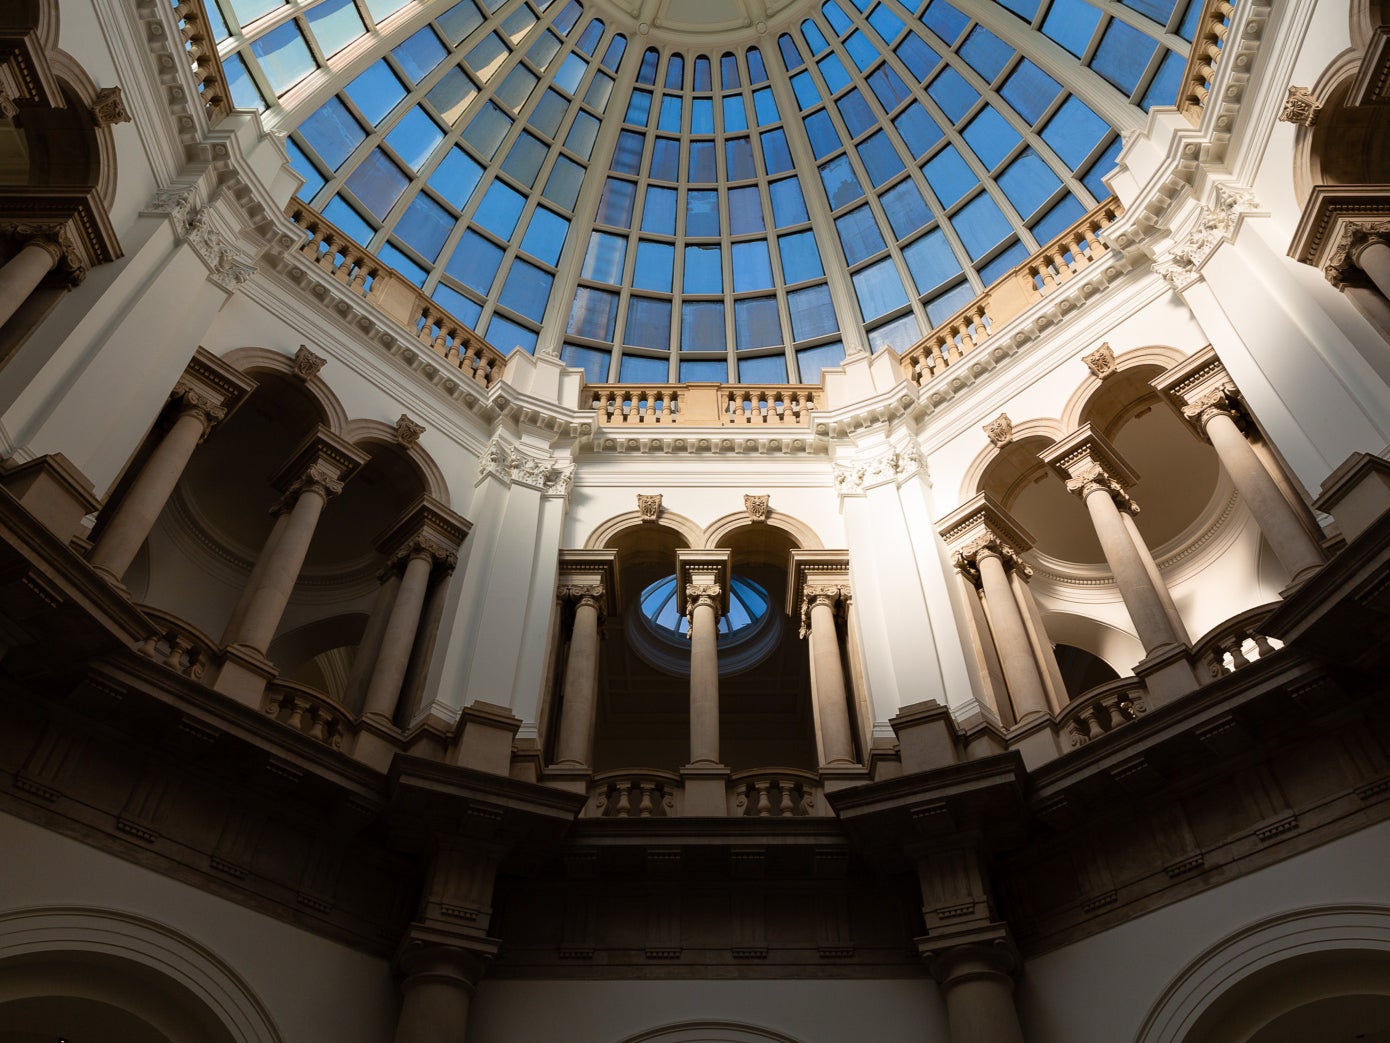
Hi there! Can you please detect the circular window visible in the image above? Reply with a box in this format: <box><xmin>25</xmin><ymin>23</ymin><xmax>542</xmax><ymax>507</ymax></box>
<box><xmin>628</xmin><ymin>573</ymin><xmax>781</xmax><ymax>676</ymax></box>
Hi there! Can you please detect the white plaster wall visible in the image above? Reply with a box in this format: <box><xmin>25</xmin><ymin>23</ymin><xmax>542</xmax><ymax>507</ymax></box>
<box><xmin>0</xmin><ymin>812</ymin><xmax>396</xmax><ymax>1043</ymax></box>
<box><xmin>1017</xmin><ymin>818</ymin><xmax>1390</xmax><ymax>1043</ymax></box>
<box><xmin>469</xmin><ymin>977</ymin><xmax>947</xmax><ymax>1043</ymax></box>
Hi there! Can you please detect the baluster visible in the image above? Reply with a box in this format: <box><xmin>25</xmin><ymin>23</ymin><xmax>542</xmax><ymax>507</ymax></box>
<box><xmin>778</xmin><ymin>781</ymin><xmax>794</xmax><ymax>816</ymax></box>
<box><xmin>285</xmin><ymin>697</ymin><xmax>308</xmax><ymax>731</ymax></box>
<box><xmin>1253</xmin><ymin>633</ymin><xmax>1277</xmax><ymax>658</ymax></box>
<box><xmin>165</xmin><ymin>636</ymin><xmax>191</xmax><ymax>671</ymax></box>
<box><xmin>1228</xmin><ymin>635</ymin><xmax>1251</xmax><ymax>670</ymax></box>
<box><xmin>754</xmin><ymin>780</ymin><xmax>772</xmax><ymax>817</ymax></box>
<box><xmin>613</xmin><ymin>780</ymin><xmax>632</xmax><ymax>817</ymax></box>
<box><xmin>308</xmin><ymin>708</ymin><xmax>329</xmax><ymax>742</ymax></box>
<box><xmin>638</xmin><ymin>782</ymin><xmax>655</xmax><ymax>817</ymax></box>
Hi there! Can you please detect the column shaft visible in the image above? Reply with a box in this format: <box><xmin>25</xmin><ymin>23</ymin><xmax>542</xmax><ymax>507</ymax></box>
<box><xmin>553</xmin><ymin>596</ymin><xmax>602</xmax><ymax>767</ymax></box>
<box><xmin>939</xmin><ymin>954</ymin><xmax>1026</xmax><ymax>1043</ymax></box>
<box><xmin>1354</xmin><ymin>238</ymin><xmax>1390</xmax><ymax>301</ymax></box>
<box><xmin>1119</xmin><ymin>511</ymin><xmax>1189</xmax><ymax>644</ymax></box>
<box><xmin>361</xmin><ymin>551</ymin><xmax>434</xmax><ymax>721</ymax></box>
<box><xmin>222</xmin><ymin>510</ymin><xmax>290</xmax><ymax>644</ymax></box>
<box><xmin>976</xmin><ymin>551</ymin><xmax>1050</xmax><ymax>720</ymax></box>
<box><xmin>89</xmin><ymin>409</ymin><xmax>209</xmax><ymax>581</ymax></box>
<box><xmin>808</xmin><ymin>597</ymin><xmax>856</xmax><ymax>765</ymax></box>
<box><xmin>344</xmin><ymin>570</ymin><xmax>402</xmax><ymax>712</ymax></box>
<box><xmin>688</xmin><ymin>597</ymin><xmax>720</xmax><ymax>765</ymax></box>
<box><xmin>1205</xmin><ymin>410</ymin><xmax>1324</xmax><ymax>581</ymax></box>
<box><xmin>1083</xmin><ymin>487</ymin><xmax>1184</xmax><ymax>654</ymax></box>
<box><xmin>226</xmin><ymin>486</ymin><xmax>328</xmax><ymax>653</ymax></box>
<box><xmin>0</xmin><ymin>239</ymin><xmax>61</xmax><ymax>329</ymax></box>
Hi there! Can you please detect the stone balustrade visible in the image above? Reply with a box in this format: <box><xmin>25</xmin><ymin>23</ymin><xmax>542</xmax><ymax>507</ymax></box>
<box><xmin>1055</xmin><ymin>677</ymin><xmax>1149</xmax><ymax>748</ymax></box>
<box><xmin>729</xmin><ymin>768</ymin><xmax>822</xmax><ymax>817</ymax></box>
<box><xmin>284</xmin><ymin>204</ymin><xmax>506</xmax><ymax>388</ymax></box>
<box><xmin>171</xmin><ymin>0</ymin><xmax>231</xmax><ymax>124</ymax></box>
<box><xmin>261</xmin><ymin>679</ymin><xmax>353</xmax><ymax>750</ymax></box>
<box><xmin>136</xmin><ymin>606</ymin><xmax>216</xmax><ymax>682</ymax></box>
<box><xmin>586</xmin><ymin>769</ymin><xmax>682</xmax><ymax>817</ymax></box>
<box><xmin>1192</xmin><ymin>604</ymin><xmax>1283</xmax><ymax>680</ymax></box>
<box><xmin>587</xmin><ymin>383</ymin><xmax>817</xmax><ymax>427</ymax></box>
<box><xmin>1178</xmin><ymin>0</ymin><xmax>1236</xmax><ymax>123</ymax></box>
<box><xmin>901</xmin><ymin>199</ymin><xmax>1122</xmax><ymax>387</ymax></box>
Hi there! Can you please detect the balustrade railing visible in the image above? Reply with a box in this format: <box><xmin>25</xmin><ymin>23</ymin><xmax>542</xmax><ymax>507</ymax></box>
<box><xmin>284</xmin><ymin>203</ymin><xmax>507</xmax><ymax>388</ymax></box>
<box><xmin>589</xmin><ymin>385</ymin><xmax>682</xmax><ymax>424</ymax></box>
<box><xmin>586</xmin><ymin>383</ymin><xmax>817</xmax><ymax>427</ymax></box>
<box><xmin>136</xmin><ymin>606</ymin><xmax>217</xmax><ymax>682</ymax></box>
<box><xmin>722</xmin><ymin>386</ymin><xmax>816</xmax><ymax>425</ymax></box>
<box><xmin>586</xmin><ymin>769</ymin><xmax>682</xmax><ymax>817</ymax></box>
<box><xmin>170</xmin><ymin>0</ymin><xmax>231</xmax><ymax>124</ymax></box>
<box><xmin>1057</xmin><ymin>677</ymin><xmax>1149</xmax><ymax>748</ymax></box>
<box><xmin>261</xmin><ymin>679</ymin><xmax>353</xmax><ymax>750</ymax></box>
<box><xmin>901</xmin><ymin>200</ymin><xmax>1122</xmax><ymax>387</ymax></box>
<box><xmin>1192</xmin><ymin>604</ymin><xmax>1283</xmax><ymax>680</ymax></box>
<box><xmin>1178</xmin><ymin>0</ymin><xmax>1237</xmax><ymax>124</ymax></box>
<box><xmin>728</xmin><ymin>768</ymin><xmax>822</xmax><ymax>817</ymax></box>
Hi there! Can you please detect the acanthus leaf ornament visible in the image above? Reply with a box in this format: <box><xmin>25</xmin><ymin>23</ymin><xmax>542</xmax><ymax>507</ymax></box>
<box><xmin>1083</xmin><ymin>343</ymin><xmax>1116</xmax><ymax>380</ymax></box>
<box><xmin>637</xmin><ymin>493</ymin><xmax>662</xmax><ymax>522</ymax></box>
<box><xmin>684</xmin><ymin>583</ymin><xmax>723</xmax><ymax>634</ymax></box>
<box><xmin>395</xmin><ymin>414</ymin><xmax>426</xmax><ymax>449</ymax></box>
<box><xmin>293</xmin><ymin>344</ymin><xmax>327</xmax><ymax>381</ymax></box>
<box><xmin>91</xmin><ymin>86</ymin><xmax>133</xmax><ymax>127</ymax></box>
<box><xmin>1278</xmin><ymin>85</ymin><xmax>1320</xmax><ymax>126</ymax></box>
<box><xmin>1063</xmin><ymin>463</ymin><xmax>1140</xmax><ymax>515</ymax></box>
<box><xmin>982</xmin><ymin>414</ymin><xmax>1013</xmax><ymax>448</ymax></box>
<box><xmin>798</xmin><ymin>583</ymin><xmax>849</xmax><ymax>638</ymax></box>
<box><xmin>744</xmin><ymin>494</ymin><xmax>769</xmax><ymax>522</ymax></box>
<box><xmin>1153</xmin><ymin>184</ymin><xmax>1260</xmax><ymax>291</ymax></box>
<box><xmin>833</xmin><ymin>443</ymin><xmax>924</xmax><ymax>493</ymax></box>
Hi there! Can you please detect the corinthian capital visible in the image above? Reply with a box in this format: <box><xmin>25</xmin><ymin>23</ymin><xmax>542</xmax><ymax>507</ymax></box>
<box><xmin>1063</xmin><ymin>463</ymin><xmax>1140</xmax><ymax>515</ymax></box>
<box><xmin>169</xmin><ymin>383</ymin><xmax>228</xmax><ymax>440</ymax></box>
<box><xmin>685</xmin><ymin>583</ymin><xmax>723</xmax><ymax>632</ymax></box>
<box><xmin>1180</xmin><ymin>385</ymin><xmax>1247</xmax><ymax>438</ymax></box>
<box><xmin>798</xmin><ymin>582</ymin><xmax>849</xmax><ymax>638</ymax></box>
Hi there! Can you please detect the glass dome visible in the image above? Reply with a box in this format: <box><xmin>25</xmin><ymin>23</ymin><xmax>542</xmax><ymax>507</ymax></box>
<box><xmin>206</xmin><ymin>0</ymin><xmax>1203</xmax><ymax>382</ymax></box>
<box><xmin>638</xmin><ymin>573</ymin><xmax>770</xmax><ymax>639</ymax></box>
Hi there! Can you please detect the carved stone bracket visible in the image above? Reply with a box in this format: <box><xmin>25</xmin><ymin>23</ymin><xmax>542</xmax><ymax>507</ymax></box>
<box><xmin>557</xmin><ymin>550</ymin><xmax>619</xmax><ymax>620</ymax></box>
<box><xmin>638</xmin><ymin>493</ymin><xmax>662</xmax><ymax>522</ymax></box>
<box><xmin>744</xmin><ymin>494</ymin><xmax>769</xmax><ymax>522</ymax></box>
<box><xmin>1278</xmin><ymin>85</ymin><xmax>1320</xmax><ymax>126</ymax></box>
<box><xmin>982</xmin><ymin>414</ymin><xmax>1013</xmax><ymax>448</ymax></box>
<box><xmin>395</xmin><ymin>414</ymin><xmax>425</xmax><ymax>449</ymax></box>
<box><xmin>292</xmin><ymin>344</ymin><xmax>327</xmax><ymax>381</ymax></box>
<box><xmin>1083</xmin><ymin>343</ymin><xmax>1116</xmax><ymax>380</ymax></box>
<box><xmin>91</xmin><ymin>86</ymin><xmax>132</xmax><ymax>127</ymax></box>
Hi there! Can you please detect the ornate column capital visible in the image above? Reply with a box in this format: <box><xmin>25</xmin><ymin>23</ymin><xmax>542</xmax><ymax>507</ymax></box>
<box><xmin>1152</xmin><ymin>183</ymin><xmax>1261</xmax><ymax>291</ymax></box>
<box><xmin>271</xmin><ymin>427</ymin><xmax>370</xmax><ymax>514</ymax></box>
<box><xmin>685</xmin><ymin>582</ymin><xmax>723</xmax><ymax>630</ymax></box>
<box><xmin>1180</xmin><ymin>385</ymin><xmax>1246</xmax><ymax>436</ymax></box>
<box><xmin>937</xmin><ymin>493</ymin><xmax>1037</xmax><ymax>586</ymax></box>
<box><xmin>833</xmin><ymin>441</ymin><xmax>924</xmax><ymax>496</ymax></box>
<box><xmin>798</xmin><ymin>582</ymin><xmax>850</xmax><ymax>638</ymax></box>
<box><xmin>168</xmin><ymin>383</ymin><xmax>227</xmax><ymax>441</ymax></box>
<box><xmin>557</xmin><ymin>549</ymin><xmax>619</xmax><ymax>619</ymax></box>
<box><xmin>786</xmin><ymin>549</ymin><xmax>851</xmax><ymax>633</ymax></box>
<box><xmin>1288</xmin><ymin>187</ymin><xmax>1390</xmax><ymax>286</ymax></box>
<box><xmin>1040</xmin><ymin>425</ymin><xmax>1142</xmax><ymax>515</ymax></box>
<box><xmin>1</xmin><ymin>221</ymin><xmax>85</xmax><ymax>284</ymax></box>
<box><xmin>378</xmin><ymin>495</ymin><xmax>471</xmax><ymax>576</ymax></box>
<box><xmin>676</xmin><ymin>547</ymin><xmax>731</xmax><ymax>630</ymax></box>
<box><xmin>1151</xmin><ymin>345</ymin><xmax>1249</xmax><ymax>441</ymax></box>
<box><xmin>477</xmin><ymin>437</ymin><xmax>575</xmax><ymax>498</ymax></box>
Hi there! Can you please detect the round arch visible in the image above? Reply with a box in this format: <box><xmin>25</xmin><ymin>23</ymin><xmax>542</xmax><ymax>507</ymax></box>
<box><xmin>615</xmin><ymin>1021</ymin><xmax>806</xmax><ymax>1043</ymax></box>
<box><xmin>1058</xmin><ymin>345</ymin><xmax>1187</xmax><ymax>434</ymax></box>
<box><xmin>342</xmin><ymin>417</ymin><xmax>451</xmax><ymax>503</ymax></box>
<box><xmin>703</xmin><ymin>509</ymin><xmax>822</xmax><ymax>551</ymax></box>
<box><xmin>44</xmin><ymin>52</ymin><xmax>119</xmax><ymax>207</ymax></box>
<box><xmin>0</xmin><ymin>906</ymin><xmax>284</xmax><ymax>1043</ymax></box>
<box><xmin>959</xmin><ymin>417</ymin><xmax>1066</xmax><ymax>504</ymax></box>
<box><xmin>584</xmin><ymin>509</ymin><xmax>704</xmax><ymax>551</ymax></box>
<box><xmin>1136</xmin><ymin>904</ymin><xmax>1390</xmax><ymax>1043</ymax></box>
<box><xmin>1037</xmin><ymin>610</ymin><xmax>1145</xmax><ymax>677</ymax></box>
<box><xmin>218</xmin><ymin>347</ymin><xmax>349</xmax><ymax>434</ymax></box>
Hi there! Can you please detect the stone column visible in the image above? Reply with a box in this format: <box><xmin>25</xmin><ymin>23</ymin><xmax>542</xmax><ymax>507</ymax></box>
<box><xmin>552</xmin><ymin>585</ymin><xmax>604</xmax><ymax>768</ymax></box>
<box><xmin>1155</xmin><ymin>359</ymin><xmax>1326</xmax><ymax>586</ymax></box>
<box><xmin>361</xmin><ymin>545</ymin><xmax>437</xmax><ymax>722</ymax></box>
<box><xmin>343</xmin><ymin>568</ymin><xmax>402</xmax><ymax>712</ymax></box>
<box><xmin>1042</xmin><ymin>427</ymin><xmax>1186</xmax><ymax>657</ymax></box>
<box><xmin>360</xmin><ymin>496</ymin><xmax>470</xmax><ymax>728</ymax></box>
<box><xmin>801</xmin><ymin>583</ymin><xmax>856</xmax><ymax>766</ymax></box>
<box><xmin>687</xmin><ymin>581</ymin><xmax>722</xmax><ymax>766</ymax></box>
<box><xmin>938</xmin><ymin>495</ymin><xmax>1057</xmax><ymax>724</ymax></box>
<box><xmin>393</xmin><ymin>945</ymin><xmax>488</xmax><ymax>1043</ymax></box>
<box><xmin>929</xmin><ymin>944</ymin><xmax>1026</xmax><ymax>1043</ymax></box>
<box><xmin>89</xmin><ymin>349</ymin><xmax>255</xmax><ymax>583</ymax></box>
<box><xmin>0</xmin><ymin>235</ymin><xmax>64</xmax><ymax>329</ymax></box>
<box><xmin>89</xmin><ymin>390</ymin><xmax>222</xmax><ymax>581</ymax></box>
<box><xmin>1350</xmin><ymin>233</ymin><xmax>1390</xmax><ymax>302</ymax></box>
<box><xmin>222</xmin><ymin>429</ymin><xmax>368</xmax><ymax>653</ymax></box>
<box><xmin>967</xmin><ymin>545</ymin><xmax>1050</xmax><ymax>721</ymax></box>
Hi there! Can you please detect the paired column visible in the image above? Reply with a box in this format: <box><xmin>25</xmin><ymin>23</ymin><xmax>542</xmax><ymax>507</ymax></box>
<box><xmin>678</xmin><ymin>549</ymin><xmax>731</xmax><ymax>815</ymax></box>
<box><xmin>939</xmin><ymin>495</ymin><xmax>1060</xmax><ymax>724</ymax></box>
<box><xmin>551</xmin><ymin>551</ymin><xmax>617</xmax><ymax>770</ymax></box>
<box><xmin>359</xmin><ymin>497</ymin><xmax>469</xmax><ymax>725</ymax></box>
<box><xmin>222</xmin><ymin>428</ymin><xmax>369</xmax><ymax>654</ymax></box>
<box><xmin>1042</xmin><ymin>426</ymin><xmax>1189</xmax><ymax>658</ymax></box>
<box><xmin>89</xmin><ymin>350</ymin><xmax>256</xmax><ymax>583</ymax></box>
<box><xmin>789</xmin><ymin>551</ymin><xmax>857</xmax><ymax>768</ymax></box>
<box><xmin>1154</xmin><ymin>349</ymin><xmax>1325</xmax><ymax>587</ymax></box>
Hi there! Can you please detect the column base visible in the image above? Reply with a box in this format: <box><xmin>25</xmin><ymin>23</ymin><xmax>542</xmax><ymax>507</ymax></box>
<box><xmin>211</xmin><ymin>644</ymin><xmax>277</xmax><ymax>707</ymax></box>
<box><xmin>679</xmin><ymin>763</ymin><xmax>731</xmax><ymax>816</ymax></box>
<box><xmin>1004</xmin><ymin>711</ymin><xmax>1063</xmax><ymax>770</ymax></box>
<box><xmin>541</xmin><ymin>763</ymin><xmax>593</xmax><ymax>795</ymax></box>
<box><xmin>1279</xmin><ymin>561</ymin><xmax>1326</xmax><ymax>597</ymax></box>
<box><xmin>449</xmin><ymin>700</ymin><xmax>522</xmax><ymax>776</ymax></box>
<box><xmin>890</xmin><ymin>700</ymin><xmax>962</xmax><ymax>774</ymax></box>
<box><xmin>0</xmin><ymin>453</ymin><xmax>100</xmax><ymax>545</ymax></box>
<box><xmin>1133</xmin><ymin>643</ymin><xmax>1199</xmax><ymax>709</ymax></box>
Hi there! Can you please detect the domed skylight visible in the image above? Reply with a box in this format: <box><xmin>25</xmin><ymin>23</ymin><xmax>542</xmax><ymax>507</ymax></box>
<box><xmin>206</xmin><ymin>0</ymin><xmax>1203</xmax><ymax>382</ymax></box>
<box><xmin>639</xmin><ymin>574</ymin><xmax>769</xmax><ymax>638</ymax></box>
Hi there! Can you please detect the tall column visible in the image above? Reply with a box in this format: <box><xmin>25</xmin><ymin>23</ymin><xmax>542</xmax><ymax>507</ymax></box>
<box><xmin>343</xmin><ymin>568</ymin><xmax>402</xmax><ymax>712</ymax></box>
<box><xmin>687</xmin><ymin>583</ymin><xmax>722</xmax><ymax>767</ymax></box>
<box><xmin>1154</xmin><ymin>352</ymin><xmax>1326</xmax><ymax>587</ymax></box>
<box><xmin>0</xmin><ymin>236</ymin><xmax>63</xmax><ymax>330</ymax></box>
<box><xmin>803</xmin><ymin>583</ymin><xmax>857</xmax><ymax>766</ymax></box>
<box><xmin>938</xmin><ymin>495</ymin><xmax>1055</xmax><ymax>724</ymax></box>
<box><xmin>929</xmin><ymin>944</ymin><xmax>1026</xmax><ymax>1043</ymax></box>
<box><xmin>88</xmin><ymin>349</ymin><xmax>255</xmax><ymax>583</ymax></box>
<box><xmin>552</xmin><ymin>586</ymin><xmax>604</xmax><ymax>768</ymax></box>
<box><xmin>222</xmin><ymin>429</ymin><xmax>368</xmax><ymax>653</ymax></box>
<box><xmin>1042</xmin><ymin>427</ymin><xmax>1187</xmax><ymax>657</ymax></box>
<box><xmin>359</xmin><ymin>496</ymin><xmax>469</xmax><ymax>733</ymax></box>
<box><xmin>1347</xmin><ymin>232</ymin><xmax>1390</xmax><ymax>302</ymax></box>
<box><xmin>393</xmin><ymin>946</ymin><xmax>488</xmax><ymax>1043</ymax></box>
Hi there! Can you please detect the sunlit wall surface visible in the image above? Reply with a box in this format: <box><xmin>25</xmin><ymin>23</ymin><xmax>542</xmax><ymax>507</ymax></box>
<box><xmin>203</xmin><ymin>0</ymin><xmax>1205</xmax><ymax>382</ymax></box>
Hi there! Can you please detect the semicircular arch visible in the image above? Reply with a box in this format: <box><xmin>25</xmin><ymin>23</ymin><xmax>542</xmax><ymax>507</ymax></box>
<box><xmin>342</xmin><ymin>418</ymin><xmax>450</xmax><ymax>502</ymax></box>
<box><xmin>1059</xmin><ymin>345</ymin><xmax>1188</xmax><ymax>434</ymax></box>
<box><xmin>960</xmin><ymin>418</ymin><xmax>1066</xmax><ymax>504</ymax></box>
<box><xmin>615</xmin><ymin>1020</ymin><xmax>807</xmax><ymax>1043</ymax></box>
<box><xmin>219</xmin><ymin>347</ymin><xmax>349</xmax><ymax>434</ymax></box>
<box><xmin>584</xmin><ymin>509</ymin><xmax>703</xmax><ymax>551</ymax></box>
<box><xmin>703</xmin><ymin>509</ymin><xmax>822</xmax><ymax>551</ymax></box>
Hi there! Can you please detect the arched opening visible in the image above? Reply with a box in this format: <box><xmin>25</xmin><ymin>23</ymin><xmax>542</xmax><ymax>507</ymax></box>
<box><xmin>1052</xmin><ymin>643</ymin><xmax>1121</xmax><ymax>700</ymax></box>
